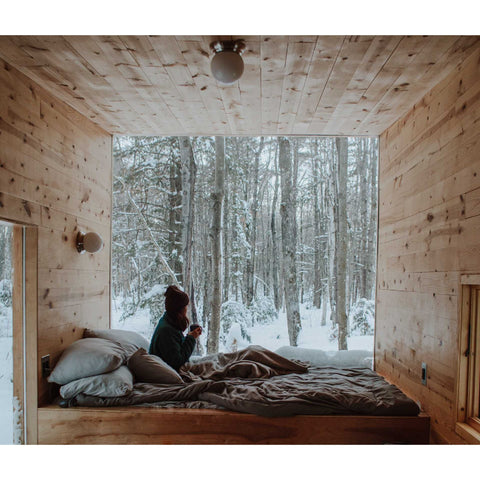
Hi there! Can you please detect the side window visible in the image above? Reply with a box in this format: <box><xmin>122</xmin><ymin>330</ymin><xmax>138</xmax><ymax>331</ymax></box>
<box><xmin>457</xmin><ymin>278</ymin><xmax>480</xmax><ymax>443</ymax></box>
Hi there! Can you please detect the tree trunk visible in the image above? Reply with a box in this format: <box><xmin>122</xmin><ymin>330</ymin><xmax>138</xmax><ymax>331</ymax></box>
<box><xmin>179</xmin><ymin>136</ymin><xmax>198</xmax><ymax>323</ymax></box>
<box><xmin>278</xmin><ymin>138</ymin><xmax>301</xmax><ymax>346</ymax></box>
<box><xmin>271</xmin><ymin>147</ymin><xmax>281</xmax><ymax>311</ymax></box>
<box><xmin>356</xmin><ymin>138</ymin><xmax>368</xmax><ymax>300</ymax></box>
<box><xmin>328</xmin><ymin>140</ymin><xmax>337</xmax><ymax>327</ymax></box>
<box><xmin>366</xmin><ymin>138</ymin><xmax>378</xmax><ymax>300</ymax></box>
<box><xmin>245</xmin><ymin>138</ymin><xmax>264</xmax><ymax>306</ymax></box>
<box><xmin>223</xmin><ymin>176</ymin><xmax>230</xmax><ymax>303</ymax></box>
<box><xmin>168</xmin><ymin>148</ymin><xmax>182</xmax><ymax>282</ymax></box>
<box><xmin>202</xmin><ymin>252</ymin><xmax>212</xmax><ymax>324</ymax></box>
<box><xmin>312</xmin><ymin>139</ymin><xmax>322</xmax><ymax>309</ymax></box>
<box><xmin>299</xmin><ymin>205</ymin><xmax>304</xmax><ymax>304</ymax></box>
<box><xmin>335</xmin><ymin>137</ymin><xmax>348</xmax><ymax>350</ymax></box>
<box><xmin>207</xmin><ymin>136</ymin><xmax>225</xmax><ymax>354</ymax></box>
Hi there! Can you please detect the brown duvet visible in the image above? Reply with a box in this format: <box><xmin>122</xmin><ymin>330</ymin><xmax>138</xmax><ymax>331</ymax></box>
<box><xmin>69</xmin><ymin>345</ymin><xmax>420</xmax><ymax>417</ymax></box>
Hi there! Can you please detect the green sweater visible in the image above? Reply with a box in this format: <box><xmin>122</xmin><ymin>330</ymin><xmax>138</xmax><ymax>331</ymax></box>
<box><xmin>149</xmin><ymin>312</ymin><xmax>196</xmax><ymax>370</ymax></box>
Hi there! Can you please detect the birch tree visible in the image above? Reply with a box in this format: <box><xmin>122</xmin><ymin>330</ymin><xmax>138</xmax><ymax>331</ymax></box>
<box><xmin>278</xmin><ymin>137</ymin><xmax>301</xmax><ymax>346</ymax></box>
<box><xmin>245</xmin><ymin>138</ymin><xmax>264</xmax><ymax>306</ymax></box>
<box><xmin>179</xmin><ymin>136</ymin><xmax>198</xmax><ymax>323</ymax></box>
<box><xmin>207</xmin><ymin>136</ymin><xmax>225</xmax><ymax>353</ymax></box>
<box><xmin>366</xmin><ymin>138</ymin><xmax>378</xmax><ymax>299</ymax></box>
<box><xmin>311</xmin><ymin>139</ymin><xmax>322</xmax><ymax>309</ymax></box>
<box><xmin>168</xmin><ymin>143</ymin><xmax>183</xmax><ymax>282</ymax></box>
<box><xmin>335</xmin><ymin>137</ymin><xmax>348</xmax><ymax>350</ymax></box>
<box><xmin>270</xmin><ymin>145</ymin><xmax>281</xmax><ymax>311</ymax></box>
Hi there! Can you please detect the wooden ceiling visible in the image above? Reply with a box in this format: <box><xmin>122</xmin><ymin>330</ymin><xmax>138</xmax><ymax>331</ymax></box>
<box><xmin>0</xmin><ymin>35</ymin><xmax>479</xmax><ymax>136</ymax></box>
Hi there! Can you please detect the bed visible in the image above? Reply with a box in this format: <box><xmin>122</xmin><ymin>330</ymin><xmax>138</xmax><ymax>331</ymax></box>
<box><xmin>62</xmin><ymin>346</ymin><xmax>421</xmax><ymax>417</ymax></box>
<box><xmin>37</xmin><ymin>334</ymin><xmax>430</xmax><ymax>444</ymax></box>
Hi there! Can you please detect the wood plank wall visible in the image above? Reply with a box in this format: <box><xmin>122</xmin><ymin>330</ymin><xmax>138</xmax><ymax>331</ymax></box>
<box><xmin>376</xmin><ymin>46</ymin><xmax>480</xmax><ymax>444</ymax></box>
<box><xmin>0</xmin><ymin>60</ymin><xmax>112</xmax><ymax>409</ymax></box>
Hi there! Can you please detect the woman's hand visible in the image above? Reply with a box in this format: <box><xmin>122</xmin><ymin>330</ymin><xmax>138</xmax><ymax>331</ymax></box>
<box><xmin>188</xmin><ymin>327</ymin><xmax>202</xmax><ymax>339</ymax></box>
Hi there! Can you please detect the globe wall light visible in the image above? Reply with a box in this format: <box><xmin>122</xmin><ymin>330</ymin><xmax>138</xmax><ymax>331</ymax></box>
<box><xmin>210</xmin><ymin>40</ymin><xmax>246</xmax><ymax>85</ymax></box>
<box><xmin>76</xmin><ymin>231</ymin><xmax>104</xmax><ymax>254</ymax></box>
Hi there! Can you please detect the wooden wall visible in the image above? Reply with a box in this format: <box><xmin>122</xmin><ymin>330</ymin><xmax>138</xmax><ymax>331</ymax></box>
<box><xmin>376</xmin><ymin>46</ymin><xmax>480</xmax><ymax>444</ymax></box>
<box><xmin>0</xmin><ymin>60</ymin><xmax>112</xmax><ymax>408</ymax></box>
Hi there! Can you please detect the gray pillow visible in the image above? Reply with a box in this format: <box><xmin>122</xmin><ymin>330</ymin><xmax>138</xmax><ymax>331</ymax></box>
<box><xmin>47</xmin><ymin>338</ymin><xmax>125</xmax><ymax>385</ymax></box>
<box><xmin>127</xmin><ymin>348</ymin><xmax>183</xmax><ymax>384</ymax></box>
<box><xmin>59</xmin><ymin>366</ymin><xmax>134</xmax><ymax>399</ymax></box>
<box><xmin>83</xmin><ymin>328</ymin><xmax>150</xmax><ymax>357</ymax></box>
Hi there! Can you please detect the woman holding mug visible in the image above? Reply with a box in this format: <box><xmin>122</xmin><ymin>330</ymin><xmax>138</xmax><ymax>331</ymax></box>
<box><xmin>149</xmin><ymin>285</ymin><xmax>202</xmax><ymax>370</ymax></box>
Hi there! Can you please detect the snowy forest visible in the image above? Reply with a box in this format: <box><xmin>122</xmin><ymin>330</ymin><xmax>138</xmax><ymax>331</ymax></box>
<box><xmin>112</xmin><ymin>136</ymin><xmax>378</xmax><ymax>354</ymax></box>
<box><xmin>0</xmin><ymin>225</ymin><xmax>13</xmax><ymax>444</ymax></box>
<box><xmin>0</xmin><ymin>226</ymin><xmax>12</xmax><ymax>341</ymax></box>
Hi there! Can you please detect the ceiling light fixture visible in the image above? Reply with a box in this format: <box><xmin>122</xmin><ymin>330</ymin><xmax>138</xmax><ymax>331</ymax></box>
<box><xmin>210</xmin><ymin>39</ymin><xmax>246</xmax><ymax>85</ymax></box>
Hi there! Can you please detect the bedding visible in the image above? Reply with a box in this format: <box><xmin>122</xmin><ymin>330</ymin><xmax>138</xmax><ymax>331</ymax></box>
<box><xmin>62</xmin><ymin>345</ymin><xmax>420</xmax><ymax>417</ymax></box>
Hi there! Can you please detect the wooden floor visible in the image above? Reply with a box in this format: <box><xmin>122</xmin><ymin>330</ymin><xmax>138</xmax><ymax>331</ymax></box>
<box><xmin>37</xmin><ymin>406</ymin><xmax>430</xmax><ymax>444</ymax></box>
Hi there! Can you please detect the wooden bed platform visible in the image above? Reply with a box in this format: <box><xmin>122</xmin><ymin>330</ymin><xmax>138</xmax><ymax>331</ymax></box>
<box><xmin>37</xmin><ymin>406</ymin><xmax>430</xmax><ymax>444</ymax></box>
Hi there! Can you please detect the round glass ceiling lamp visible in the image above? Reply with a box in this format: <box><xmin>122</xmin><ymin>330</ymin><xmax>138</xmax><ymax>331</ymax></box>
<box><xmin>210</xmin><ymin>40</ymin><xmax>246</xmax><ymax>85</ymax></box>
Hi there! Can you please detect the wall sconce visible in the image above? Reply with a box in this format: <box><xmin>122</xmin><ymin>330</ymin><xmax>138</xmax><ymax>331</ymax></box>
<box><xmin>210</xmin><ymin>39</ymin><xmax>246</xmax><ymax>85</ymax></box>
<box><xmin>76</xmin><ymin>231</ymin><xmax>103</xmax><ymax>254</ymax></box>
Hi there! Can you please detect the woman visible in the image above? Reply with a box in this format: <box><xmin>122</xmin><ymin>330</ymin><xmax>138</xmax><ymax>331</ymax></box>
<box><xmin>149</xmin><ymin>285</ymin><xmax>202</xmax><ymax>370</ymax></box>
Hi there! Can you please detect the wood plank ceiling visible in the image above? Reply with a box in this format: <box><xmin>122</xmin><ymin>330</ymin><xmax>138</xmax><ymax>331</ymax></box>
<box><xmin>0</xmin><ymin>35</ymin><xmax>479</xmax><ymax>136</ymax></box>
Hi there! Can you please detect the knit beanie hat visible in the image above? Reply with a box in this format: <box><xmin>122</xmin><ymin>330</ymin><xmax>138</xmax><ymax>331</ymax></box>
<box><xmin>164</xmin><ymin>285</ymin><xmax>189</xmax><ymax>315</ymax></box>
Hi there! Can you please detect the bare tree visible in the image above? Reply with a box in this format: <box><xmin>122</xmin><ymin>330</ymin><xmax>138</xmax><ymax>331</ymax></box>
<box><xmin>270</xmin><ymin>145</ymin><xmax>281</xmax><ymax>311</ymax></box>
<box><xmin>223</xmin><ymin>171</ymin><xmax>230</xmax><ymax>303</ymax></box>
<box><xmin>112</xmin><ymin>135</ymin><xmax>378</xmax><ymax>351</ymax></box>
<box><xmin>366</xmin><ymin>138</ymin><xmax>378</xmax><ymax>299</ymax></box>
<box><xmin>245</xmin><ymin>138</ymin><xmax>265</xmax><ymax>306</ymax></box>
<box><xmin>335</xmin><ymin>137</ymin><xmax>348</xmax><ymax>350</ymax></box>
<box><xmin>179</xmin><ymin>136</ymin><xmax>198</xmax><ymax>323</ymax></box>
<box><xmin>116</xmin><ymin>175</ymin><xmax>179</xmax><ymax>286</ymax></box>
<box><xmin>312</xmin><ymin>139</ymin><xmax>322</xmax><ymax>309</ymax></box>
<box><xmin>168</xmin><ymin>143</ymin><xmax>183</xmax><ymax>281</ymax></box>
<box><xmin>207</xmin><ymin>136</ymin><xmax>225</xmax><ymax>353</ymax></box>
<box><xmin>279</xmin><ymin>138</ymin><xmax>301</xmax><ymax>346</ymax></box>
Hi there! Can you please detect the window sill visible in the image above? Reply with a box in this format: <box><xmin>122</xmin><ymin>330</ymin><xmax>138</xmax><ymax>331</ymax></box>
<box><xmin>455</xmin><ymin>422</ymin><xmax>480</xmax><ymax>444</ymax></box>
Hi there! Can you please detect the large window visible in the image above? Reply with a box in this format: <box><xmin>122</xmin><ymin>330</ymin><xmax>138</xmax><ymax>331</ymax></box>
<box><xmin>112</xmin><ymin>136</ymin><xmax>378</xmax><ymax>356</ymax></box>
<box><xmin>457</xmin><ymin>276</ymin><xmax>480</xmax><ymax>443</ymax></box>
<box><xmin>0</xmin><ymin>224</ymin><xmax>13</xmax><ymax>444</ymax></box>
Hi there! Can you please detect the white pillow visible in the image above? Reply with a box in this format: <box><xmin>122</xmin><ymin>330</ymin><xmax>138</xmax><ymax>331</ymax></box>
<box><xmin>83</xmin><ymin>328</ymin><xmax>150</xmax><ymax>357</ymax></box>
<box><xmin>47</xmin><ymin>338</ymin><xmax>125</xmax><ymax>385</ymax></box>
<box><xmin>275</xmin><ymin>346</ymin><xmax>373</xmax><ymax>368</ymax></box>
<box><xmin>59</xmin><ymin>366</ymin><xmax>134</xmax><ymax>399</ymax></box>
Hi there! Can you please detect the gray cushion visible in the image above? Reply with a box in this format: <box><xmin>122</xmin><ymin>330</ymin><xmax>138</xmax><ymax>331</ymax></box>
<box><xmin>59</xmin><ymin>366</ymin><xmax>134</xmax><ymax>399</ymax></box>
<box><xmin>83</xmin><ymin>328</ymin><xmax>150</xmax><ymax>357</ymax></box>
<box><xmin>47</xmin><ymin>338</ymin><xmax>125</xmax><ymax>385</ymax></box>
<box><xmin>127</xmin><ymin>348</ymin><xmax>183</xmax><ymax>384</ymax></box>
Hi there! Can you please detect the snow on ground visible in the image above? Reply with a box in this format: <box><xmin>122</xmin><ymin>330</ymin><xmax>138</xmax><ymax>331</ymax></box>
<box><xmin>112</xmin><ymin>299</ymin><xmax>374</xmax><ymax>362</ymax></box>
<box><xmin>111</xmin><ymin>298</ymin><xmax>156</xmax><ymax>341</ymax></box>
